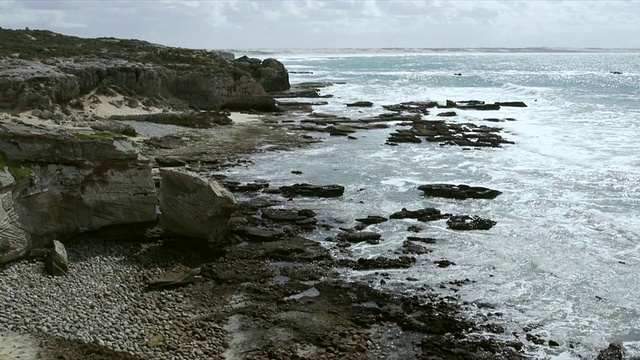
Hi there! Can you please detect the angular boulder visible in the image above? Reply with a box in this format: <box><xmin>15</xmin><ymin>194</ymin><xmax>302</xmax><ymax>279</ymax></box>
<box><xmin>418</xmin><ymin>184</ymin><xmax>502</xmax><ymax>200</ymax></box>
<box><xmin>0</xmin><ymin>124</ymin><xmax>157</xmax><ymax>264</ymax></box>
<box><xmin>44</xmin><ymin>240</ymin><xmax>69</xmax><ymax>276</ymax></box>
<box><xmin>159</xmin><ymin>169</ymin><xmax>237</xmax><ymax>247</ymax></box>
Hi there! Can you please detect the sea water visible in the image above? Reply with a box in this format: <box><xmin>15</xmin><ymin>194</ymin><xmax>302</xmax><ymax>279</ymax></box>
<box><xmin>225</xmin><ymin>51</ymin><xmax>640</xmax><ymax>359</ymax></box>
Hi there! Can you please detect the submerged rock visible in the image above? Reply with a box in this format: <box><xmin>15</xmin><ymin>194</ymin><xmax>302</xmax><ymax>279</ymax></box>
<box><xmin>447</xmin><ymin>215</ymin><xmax>496</xmax><ymax>230</ymax></box>
<box><xmin>418</xmin><ymin>184</ymin><xmax>502</xmax><ymax>200</ymax></box>
<box><xmin>497</xmin><ymin>101</ymin><xmax>527</xmax><ymax>107</ymax></box>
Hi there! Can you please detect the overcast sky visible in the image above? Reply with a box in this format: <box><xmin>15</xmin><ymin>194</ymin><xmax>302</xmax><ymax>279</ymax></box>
<box><xmin>1</xmin><ymin>0</ymin><xmax>640</xmax><ymax>49</ymax></box>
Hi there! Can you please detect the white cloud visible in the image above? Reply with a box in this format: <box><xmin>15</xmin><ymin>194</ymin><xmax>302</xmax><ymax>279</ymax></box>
<box><xmin>1</xmin><ymin>0</ymin><xmax>639</xmax><ymax>48</ymax></box>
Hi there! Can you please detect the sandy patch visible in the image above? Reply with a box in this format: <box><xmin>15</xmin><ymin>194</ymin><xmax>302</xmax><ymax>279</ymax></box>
<box><xmin>0</xmin><ymin>331</ymin><xmax>39</xmax><ymax>360</ymax></box>
<box><xmin>229</xmin><ymin>112</ymin><xmax>261</xmax><ymax>124</ymax></box>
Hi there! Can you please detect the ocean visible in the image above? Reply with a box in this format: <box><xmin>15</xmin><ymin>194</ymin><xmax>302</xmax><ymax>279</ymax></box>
<box><xmin>225</xmin><ymin>51</ymin><xmax>640</xmax><ymax>359</ymax></box>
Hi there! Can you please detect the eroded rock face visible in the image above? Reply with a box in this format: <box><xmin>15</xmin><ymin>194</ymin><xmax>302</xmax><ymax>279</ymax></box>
<box><xmin>159</xmin><ymin>169</ymin><xmax>237</xmax><ymax>247</ymax></box>
<box><xmin>233</xmin><ymin>56</ymin><xmax>290</xmax><ymax>93</ymax></box>
<box><xmin>0</xmin><ymin>124</ymin><xmax>157</xmax><ymax>264</ymax></box>
<box><xmin>0</xmin><ymin>57</ymin><xmax>279</xmax><ymax>111</ymax></box>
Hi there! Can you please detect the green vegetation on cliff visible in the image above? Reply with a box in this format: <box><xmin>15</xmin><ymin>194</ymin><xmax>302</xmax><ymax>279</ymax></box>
<box><xmin>0</xmin><ymin>28</ymin><xmax>234</xmax><ymax>70</ymax></box>
<box><xmin>0</xmin><ymin>151</ymin><xmax>32</xmax><ymax>181</ymax></box>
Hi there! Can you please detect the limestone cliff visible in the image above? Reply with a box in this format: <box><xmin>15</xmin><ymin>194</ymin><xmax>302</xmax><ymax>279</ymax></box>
<box><xmin>0</xmin><ymin>124</ymin><xmax>157</xmax><ymax>263</ymax></box>
<box><xmin>0</xmin><ymin>28</ymin><xmax>290</xmax><ymax>112</ymax></box>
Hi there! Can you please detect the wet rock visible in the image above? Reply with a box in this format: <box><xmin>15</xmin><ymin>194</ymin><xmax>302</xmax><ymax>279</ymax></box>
<box><xmin>280</xmin><ymin>183</ymin><xmax>345</xmax><ymax>198</ymax></box>
<box><xmin>382</xmin><ymin>101</ymin><xmax>437</xmax><ymax>115</ymax></box>
<box><xmin>44</xmin><ymin>240</ymin><xmax>69</xmax><ymax>276</ymax></box>
<box><xmin>261</xmin><ymin>208</ymin><xmax>316</xmax><ymax>223</ymax></box>
<box><xmin>417</xmin><ymin>184</ymin><xmax>502</xmax><ymax>200</ymax></box>
<box><xmin>337</xmin><ymin>231</ymin><xmax>382</xmax><ymax>244</ymax></box>
<box><xmin>387</xmin><ymin>130</ymin><xmax>421</xmax><ymax>143</ymax></box>
<box><xmin>223</xmin><ymin>181</ymin><xmax>269</xmax><ymax>193</ymax></box>
<box><xmin>327</xmin><ymin>125</ymin><xmax>357</xmax><ymax>136</ymax></box>
<box><xmin>407</xmin><ymin>225</ymin><xmax>423</xmax><ymax>233</ymax></box>
<box><xmin>407</xmin><ymin>236</ymin><xmax>436</xmax><ymax>244</ymax></box>
<box><xmin>340</xmin><ymin>256</ymin><xmax>416</xmax><ymax>270</ymax></box>
<box><xmin>355</xmin><ymin>215</ymin><xmax>388</xmax><ymax>225</ymax></box>
<box><xmin>447</xmin><ymin>215</ymin><xmax>496</xmax><ymax>230</ymax></box>
<box><xmin>402</xmin><ymin>240</ymin><xmax>432</xmax><ymax>255</ymax></box>
<box><xmin>346</xmin><ymin>101</ymin><xmax>373</xmax><ymax>107</ymax></box>
<box><xmin>390</xmin><ymin>207</ymin><xmax>446</xmax><ymax>222</ymax></box>
<box><xmin>497</xmin><ymin>101</ymin><xmax>527</xmax><ymax>107</ymax></box>
<box><xmin>595</xmin><ymin>343</ymin><xmax>623</xmax><ymax>360</ymax></box>
<box><xmin>437</xmin><ymin>111</ymin><xmax>457</xmax><ymax>117</ymax></box>
<box><xmin>434</xmin><ymin>259</ymin><xmax>455</xmax><ymax>268</ymax></box>
<box><xmin>235</xmin><ymin>226</ymin><xmax>285</xmax><ymax>242</ymax></box>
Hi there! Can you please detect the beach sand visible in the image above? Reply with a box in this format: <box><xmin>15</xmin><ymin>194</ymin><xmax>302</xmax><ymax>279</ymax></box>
<box><xmin>0</xmin><ymin>331</ymin><xmax>39</xmax><ymax>360</ymax></box>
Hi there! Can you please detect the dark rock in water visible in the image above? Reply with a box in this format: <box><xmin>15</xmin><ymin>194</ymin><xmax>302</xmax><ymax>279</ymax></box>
<box><xmin>437</xmin><ymin>111</ymin><xmax>457</xmax><ymax>117</ymax></box>
<box><xmin>280</xmin><ymin>183</ymin><xmax>345</xmax><ymax>198</ymax></box>
<box><xmin>355</xmin><ymin>215</ymin><xmax>388</xmax><ymax>225</ymax></box>
<box><xmin>457</xmin><ymin>102</ymin><xmax>501</xmax><ymax>111</ymax></box>
<box><xmin>291</xmin><ymin>170</ymin><xmax>303</xmax><ymax>175</ymax></box>
<box><xmin>497</xmin><ymin>101</ymin><xmax>527</xmax><ymax>107</ymax></box>
<box><xmin>407</xmin><ymin>236</ymin><xmax>437</xmax><ymax>244</ymax></box>
<box><xmin>611</xmin><ymin>71</ymin><xmax>623</xmax><ymax>75</ymax></box>
<box><xmin>346</xmin><ymin>101</ymin><xmax>373</xmax><ymax>107</ymax></box>
<box><xmin>233</xmin><ymin>56</ymin><xmax>290</xmax><ymax>92</ymax></box>
<box><xmin>548</xmin><ymin>340</ymin><xmax>560</xmax><ymax>347</ymax></box>
<box><xmin>235</xmin><ymin>226</ymin><xmax>285</xmax><ymax>242</ymax></box>
<box><xmin>390</xmin><ymin>207</ymin><xmax>445</xmax><ymax>222</ymax></box>
<box><xmin>337</xmin><ymin>231</ymin><xmax>382</xmax><ymax>244</ymax></box>
<box><xmin>447</xmin><ymin>215</ymin><xmax>496</xmax><ymax>230</ymax></box>
<box><xmin>44</xmin><ymin>240</ymin><xmax>69</xmax><ymax>276</ymax></box>
<box><xmin>340</xmin><ymin>256</ymin><xmax>416</xmax><ymax>270</ymax></box>
<box><xmin>407</xmin><ymin>225</ymin><xmax>424</xmax><ymax>233</ymax></box>
<box><xmin>454</xmin><ymin>73</ymin><xmax>462</xmax><ymax>76</ymax></box>
<box><xmin>483</xmin><ymin>118</ymin><xmax>503</xmax><ymax>122</ymax></box>
<box><xmin>222</xmin><ymin>180</ymin><xmax>269</xmax><ymax>193</ymax></box>
<box><xmin>382</xmin><ymin>101</ymin><xmax>437</xmax><ymax>115</ymax></box>
<box><xmin>387</xmin><ymin>130</ymin><xmax>421</xmax><ymax>143</ymax></box>
<box><xmin>402</xmin><ymin>240</ymin><xmax>432</xmax><ymax>255</ymax></box>
<box><xmin>595</xmin><ymin>343</ymin><xmax>623</xmax><ymax>360</ymax></box>
<box><xmin>289</xmin><ymin>71</ymin><xmax>314</xmax><ymax>74</ymax></box>
<box><xmin>326</xmin><ymin>125</ymin><xmax>357</xmax><ymax>136</ymax></box>
<box><xmin>434</xmin><ymin>259</ymin><xmax>455</xmax><ymax>268</ymax></box>
<box><xmin>418</xmin><ymin>184</ymin><xmax>502</xmax><ymax>200</ymax></box>
<box><xmin>418</xmin><ymin>334</ymin><xmax>524</xmax><ymax>360</ymax></box>
<box><xmin>261</xmin><ymin>208</ymin><xmax>316</xmax><ymax>223</ymax></box>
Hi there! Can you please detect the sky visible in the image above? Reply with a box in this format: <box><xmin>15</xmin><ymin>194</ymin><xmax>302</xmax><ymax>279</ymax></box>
<box><xmin>1</xmin><ymin>0</ymin><xmax>640</xmax><ymax>50</ymax></box>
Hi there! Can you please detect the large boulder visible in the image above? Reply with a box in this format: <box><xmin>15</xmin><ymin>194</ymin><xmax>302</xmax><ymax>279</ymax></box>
<box><xmin>233</xmin><ymin>56</ymin><xmax>290</xmax><ymax>92</ymax></box>
<box><xmin>0</xmin><ymin>123</ymin><xmax>157</xmax><ymax>264</ymax></box>
<box><xmin>159</xmin><ymin>169</ymin><xmax>237</xmax><ymax>247</ymax></box>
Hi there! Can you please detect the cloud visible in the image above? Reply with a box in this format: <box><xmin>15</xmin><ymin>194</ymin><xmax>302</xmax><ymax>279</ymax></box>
<box><xmin>1</xmin><ymin>0</ymin><xmax>639</xmax><ymax>49</ymax></box>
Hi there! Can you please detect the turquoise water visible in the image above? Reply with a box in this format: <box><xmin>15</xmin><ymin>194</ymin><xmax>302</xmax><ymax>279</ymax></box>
<box><xmin>226</xmin><ymin>52</ymin><xmax>640</xmax><ymax>359</ymax></box>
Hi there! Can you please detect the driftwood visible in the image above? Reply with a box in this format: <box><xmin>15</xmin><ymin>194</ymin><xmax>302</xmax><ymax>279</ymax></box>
<box><xmin>146</xmin><ymin>266</ymin><xmax>201</xmax><ymax>290</ymax></box>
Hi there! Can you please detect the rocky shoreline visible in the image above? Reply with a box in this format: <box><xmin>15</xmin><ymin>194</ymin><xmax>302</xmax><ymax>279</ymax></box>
<box><xmin>0</xmin><ymin>29</ymin><xmax>625</xmax><ymax>360</ymax></box>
